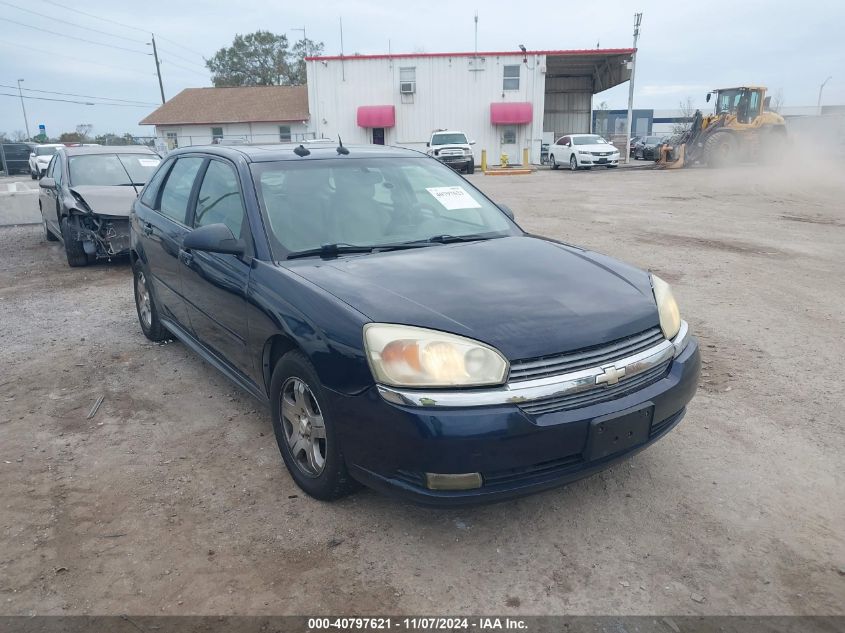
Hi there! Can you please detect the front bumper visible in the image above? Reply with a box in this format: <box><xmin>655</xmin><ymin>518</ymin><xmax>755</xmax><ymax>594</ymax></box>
<box><xmin>436</xmin><ymin>155</ymin><xmax>472</xmax><ymax>169</ymax></box>
<box><xmin>578</xmin><ymin>154</ymin><xmax>620</xmax><ymax>166</ymax></box>
<box><xmin>330</xmin><ymin>333</ymin><xmax>700</xmax><ymax>506</ymax></box>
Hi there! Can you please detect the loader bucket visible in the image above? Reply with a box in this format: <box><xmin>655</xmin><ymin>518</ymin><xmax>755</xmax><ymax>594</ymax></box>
<box><xmin>656</xmin><ymin>143</ymin><xmax>686</xmax><ymax>169</ymax></box>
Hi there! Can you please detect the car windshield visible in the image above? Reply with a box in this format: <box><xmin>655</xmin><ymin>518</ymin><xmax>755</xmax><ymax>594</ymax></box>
<box><xmin>572</xmin><ymin>135</ymin><xmax>607</xmax><ymax>145</ymax></box>
<box><xmin>251</xmin><ymin>157</ymin><xmax>519</xmax><ymax>257</ymax></box>
<box><xmin>645</xmin><ymin>136</ymin><xmax>664</xmax><ymax>144</ymax></box>
<box><xmin>36</xmin><ymin>146</ymin><xmax>58</xmax><ymax>156</ymax></box>
<box><xmin>431</xmin><ymin>133</ymin><xmax>468</xmax><ymax>145</ymax></box>
<box><xmin>68</xmin><ymin>153</ymin><xmax>161</xmax><ymax>186</ymax></box>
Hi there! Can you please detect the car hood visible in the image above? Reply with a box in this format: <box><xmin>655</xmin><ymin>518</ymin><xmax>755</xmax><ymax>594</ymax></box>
<box><xmin>576</xmin><ymin>144</ymin><xmax>619</xmax><ymax>152</ymax></box>
<box><xmin>287</xmin><ymin>235</ymin><xmax>661</xmax><ymax>360</ymax></box>
<box><xmin>69</xmin><ymin>185</ymin><xmax>138</xmax><ymax>217</ymax></box>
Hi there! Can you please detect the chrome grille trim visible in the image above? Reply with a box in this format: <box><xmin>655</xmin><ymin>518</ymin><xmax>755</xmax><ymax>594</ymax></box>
<box><xmin>508</xmin><ymin>327</ymin><xmax>665</xmax><ymax>382</ymax></box>
<box><xmin>376</xmin><ymin>322</ymin><xmax>690</xmax><ymax>409</ymax></box>
<box><xmin>519</xmin><ymin>359</ymin><xmax>672</xmax><ymax>415</ymax></box>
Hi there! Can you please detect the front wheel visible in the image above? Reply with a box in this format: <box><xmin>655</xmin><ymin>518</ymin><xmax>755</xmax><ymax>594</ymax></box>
<box><xmin>466</xmin><ymin>159</ymin><xmax>475</xmax><ymax>175</ymax></box>
<box><xmin>550</xmin><ymin>154</ymin><xmax>558</xmax><ymax>170</ymax></box>
<box><xmin>569</xmin><ymin>155</ymin><xmax>578</xmax><ymax>171</ymax></box>
<box><xmin>270</xmin><ymin>351</ymin><xmax>358</xmax><ymax>501</ymax></box>
<box><xmin>61</xmin><ymin>217</ymin><xmax>88</xmax><ymax>267</ymax></box>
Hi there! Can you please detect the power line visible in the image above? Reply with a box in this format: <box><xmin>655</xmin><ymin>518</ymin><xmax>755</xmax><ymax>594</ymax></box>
<box><xmin>0</xmin><ymin>92</ymin><xmax>153</xmax><ymax>107</ymax></box>
<box><xmin>156</xmin><ymin>47</ymin><xmax>208</xmax><ymax>70</ymax></box>
<box><xmin>0</xmin><ymin>83</ymin><xmax>159</xmax><ymax>106</ymax></box>
<box><xmin>0</xmin><ymin>0</ymin><xmax>148</xmax><ymax>44</ymax></box>
<box><xmin>0</xmin><ymin>40</ymin><xmax>155</xmax><ymax>77</ymax></box>
<box><xmin>160</xmin><ymin>59</ymin><xmax>208</xmax><ymax>77</ymax></box>
<box><xmin>0</xmin><ymin>17</ymin><xmax>151</xmax><ymax>55</ymax></box>
<box><xmin>39</xmin><ymin>0</ymin><xmax>208</xmax><ymax>59</ymax></box>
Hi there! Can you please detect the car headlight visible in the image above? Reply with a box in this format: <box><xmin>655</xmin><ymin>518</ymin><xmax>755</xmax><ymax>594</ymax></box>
<box><xmin>364</xmin><ymin>324</ymin><xmax>509</xmax><ymax>388</ymax></box>
<box><xmin>578</xmin><ymin>150</ymin><xmax>590</xmax><ymax>155</ymax></box>
<box><xmin>651</xmin><ymin>274</ymin><xmax>681</xmax><ymax>340</ymax></box>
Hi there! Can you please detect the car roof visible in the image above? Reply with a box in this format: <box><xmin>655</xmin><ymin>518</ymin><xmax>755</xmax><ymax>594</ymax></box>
<box><xmin>166</xmin><ymin>143</ymin><xmax>427</xmax><ymax>163</ymax></box>
<box><xmin>63</xmin><ymin>145</ymin><xmax>156</xmax><ymax>156</ymax></box>
<box><xmin>431</xmin><ymin>130</ymin><xmax>466</xmax><ymax>135</ymax></box>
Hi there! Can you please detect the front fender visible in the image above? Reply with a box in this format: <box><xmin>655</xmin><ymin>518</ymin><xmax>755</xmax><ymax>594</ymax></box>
<box><xmin>248</xmin><ymin>260</ymin><xmax>373</xmax><ymax>396</ymax></box>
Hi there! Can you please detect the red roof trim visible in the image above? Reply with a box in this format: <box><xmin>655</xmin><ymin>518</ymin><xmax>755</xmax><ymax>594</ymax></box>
<box><xmin>306</xmin><ymin>48</ymin><xmax>635</xmax><ymax>62</ymax></box>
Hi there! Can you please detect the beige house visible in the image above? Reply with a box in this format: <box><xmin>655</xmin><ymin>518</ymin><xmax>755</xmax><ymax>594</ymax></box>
<box><xmin>140</xmin><ymin>85</ymin><xmax>312</xmax><ymax>149</ymax></box>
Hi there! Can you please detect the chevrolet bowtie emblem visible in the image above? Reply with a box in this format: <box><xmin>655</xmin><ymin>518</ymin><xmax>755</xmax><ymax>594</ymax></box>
<box><xmin>595</xmin><ymin>364</ymin><xmax>626</xmax><ymax>386</ymax></box>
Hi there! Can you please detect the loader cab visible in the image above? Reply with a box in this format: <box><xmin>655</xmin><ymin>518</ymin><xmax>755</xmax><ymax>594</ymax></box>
<box><xmin>707</xmin><ymin>87</ymin><xmax>766</xmax><ymax>124</ymax></box>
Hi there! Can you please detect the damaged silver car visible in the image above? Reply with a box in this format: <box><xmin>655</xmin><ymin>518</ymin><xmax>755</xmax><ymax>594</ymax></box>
<box><xmin>38</xmin><ymin>146</ymin><xmax>161</xmax><ymax>267</ymax></box>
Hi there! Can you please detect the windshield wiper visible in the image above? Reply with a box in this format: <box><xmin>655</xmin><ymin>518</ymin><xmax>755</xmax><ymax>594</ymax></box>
<box><xmin>422</xmin><ymin>233</ymin><xmax>500</xmax><ymax>244</ymax></box>
<box><xmin>287</xmin><ymin>241</ymin><xmax>439</xmax><ymax>260</ymax></box>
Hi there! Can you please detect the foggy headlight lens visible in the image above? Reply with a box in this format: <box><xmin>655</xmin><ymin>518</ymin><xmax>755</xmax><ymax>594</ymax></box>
<box><xmin>364</xmin><ymin>324</ymin><xmax>509</xmax><ymax>388</ymax></box>
<box><xmin>651</xmin><ymin>274</ymin><xmax>681</xmax><ymax>339</ymax></box>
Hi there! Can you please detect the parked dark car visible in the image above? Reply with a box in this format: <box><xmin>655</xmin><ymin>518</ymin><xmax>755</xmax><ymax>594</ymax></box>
<box><xmin>629</xmin><ymin>136</ymin><xmax>642</xmax><ymax>157</ymax></box>
<box><xmin>636</xmin><ymin>135</ymin><xmax>669</xmax><ymax>161</ymax></box>
<box><xmin>130</xmin><ymin>144</ymin><xmax>700</xmax><ymax>505</ymax></box>
<box><xmin>0</xmin><ymin>143</ymin><xmax>33</xmax><ymax>175</ymax></box>
<box><xmin>38</xmin><ymin>145</ymin><xmax>161</xmax><ymax>266</ymax></box>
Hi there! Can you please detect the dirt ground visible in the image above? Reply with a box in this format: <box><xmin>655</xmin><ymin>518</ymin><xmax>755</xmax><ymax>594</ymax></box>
<box><xmin>0</xmin><ymin>163</ymin><xmax>843</xmax><ymax>616</ymax></box>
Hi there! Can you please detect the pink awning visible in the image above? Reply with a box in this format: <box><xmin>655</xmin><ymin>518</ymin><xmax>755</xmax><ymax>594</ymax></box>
<box><xmin>490</xmin><ymin>102</ymin><xmax>533</xmax><ymax>125</ymax></box>
<box><xmin>357</xmin><ymin>105</ymin><xmax>396</xmax><ymax>128</ymax></box>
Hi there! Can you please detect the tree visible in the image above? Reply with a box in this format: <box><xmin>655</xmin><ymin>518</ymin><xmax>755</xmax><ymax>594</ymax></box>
<box><xmin>59</xmin><ymin>132</ymin><xmax>83</xmax><ymax>143</ymax></box>
<box><xmin>289</xmin><ymin>38</ymin><xmax>324</xmax><ymax>85</ymax></box>
<box><xmin>11</xmin><ymin>129</ymin><xmax>28</xmax><ymax>142</ymax></box>
<box><xmin>75</xmin><ymin>124</ymin><xmax>93</xmax><ymax>141</ymax></box>
<box><xmin>673</xmin><ymin>97</ymin><xmax>696</xmax><ymax>135</ymax></box>
<box><xmin>206</xmin><ymin>31</ymin><xmax>291</xmax><ymax>87</ymax></box>
<box><xmin>769</xmin><ymin>89</ymin><xmax>784</xmax><ymax>113</ymax></box>
<box><xmin>206</xmin><ymin>31</ymin><xmax>325</xmax><ymax>86</ymax></box>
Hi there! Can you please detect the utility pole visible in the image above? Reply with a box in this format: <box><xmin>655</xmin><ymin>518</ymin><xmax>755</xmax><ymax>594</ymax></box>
<box><xmin>150</xmin><ymin>34</ymin><xmax>165</xmax><ymax>104</ymax></box>
<box><xmin>624</xmin><ymin>12</ymin><xmax>642</xmax><ymax>164</ymax></box>
<box><xmin>17</xmin><ymin>79</ymin><xmax>31</xmax><ymax>139</ymax></box>
<box><xmin>817</xmin><ymin>76</ymin><xmax>832</xmax><ymax>115</ymax></box>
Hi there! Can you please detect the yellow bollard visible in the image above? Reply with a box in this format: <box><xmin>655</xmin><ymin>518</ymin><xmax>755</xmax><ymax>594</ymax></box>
<box><xmin>480</xmin><ymin>149</ymin><xmax>487</xmax><ymax>172</ymax></box>
<box><xmin>523</xmin><ymin>147</ymin><xmax>529</xmax><ymax>166</ymax></box>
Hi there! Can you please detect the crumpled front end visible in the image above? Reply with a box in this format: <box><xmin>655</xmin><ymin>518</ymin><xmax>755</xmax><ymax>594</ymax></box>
<box><xmin>69</xmin><ymin>214</ymin><xmax>131</xmax><ymax>258</ymax></box>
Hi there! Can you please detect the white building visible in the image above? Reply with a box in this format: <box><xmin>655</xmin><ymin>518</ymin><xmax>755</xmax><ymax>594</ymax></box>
<box><xmin>305</xmin><ymin>48</ymin><xmax>633</xmax><ymax>165</ymax></box>
<box><xmin>140</xmin><ymin>85</ymin><xmax>312</xmax><ymax>148</ymax></box>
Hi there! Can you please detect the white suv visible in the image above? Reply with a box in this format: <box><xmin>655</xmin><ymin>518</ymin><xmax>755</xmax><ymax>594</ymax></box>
<box><xmin>426</xmin><ymin>130</ymin><xmax>475</xmax><ymax>174</ymax></box>
<box><xmin>549</xmin><ymin>134</ymin><xmax>620</xmax><ymax>171</ymax></box>
<box><xmin>29</xmin><ymin>144</ymin><xmax>63</xmax><ymax>179</ymax></box>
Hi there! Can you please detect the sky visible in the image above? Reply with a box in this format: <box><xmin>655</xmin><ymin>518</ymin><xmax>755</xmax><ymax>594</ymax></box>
<box><xmin>2</xmin><ymin>0</ymin><xmax>844</xmax><ymax>139</ymax></box>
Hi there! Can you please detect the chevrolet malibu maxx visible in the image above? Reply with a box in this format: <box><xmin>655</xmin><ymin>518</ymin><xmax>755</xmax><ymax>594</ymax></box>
<box><xmin>130</xmin><ymin>144</ymin><xmax>700</xmax><ymax>505</ymax></box>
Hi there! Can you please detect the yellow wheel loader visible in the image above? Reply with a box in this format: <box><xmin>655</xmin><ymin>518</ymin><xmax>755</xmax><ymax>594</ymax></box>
<box><xmin>657</xmin><ymin>86</ymin><xmax>787</xmax><ymax>168</ymax></box>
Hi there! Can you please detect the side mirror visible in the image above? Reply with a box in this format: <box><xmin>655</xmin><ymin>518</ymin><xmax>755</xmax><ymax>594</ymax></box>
<box><xmin>499</xmin><ymin>204</ymin><xmax>515</xmax><ymax>221</ymax></box>
<box><xmin>469</xmin><ymin>140</ymin><xmax>476</xmax><ymax>145</ymax></box>
<box><xmin>425</xmin><ymin>142</ymin><xmax>430</xmax><ymax>147</ymax></box>
<box><xmin>39</xmin><ymin>177</ymin><xmax>56</xmax><ymax>189</ymax></box>
<box><xmin>183</xmin><ymin>223</ymin><xmax>244</xmax><ymax>256</ymax></box>
<box><xmin>706</xmin><ymin>92</ymin><xmax>712</xmax><ymax>102</ymax></box>
<box><xmin>30</xmin><ymin>152</ymin><xmax>36</xmax><ymax>158</ymax></box>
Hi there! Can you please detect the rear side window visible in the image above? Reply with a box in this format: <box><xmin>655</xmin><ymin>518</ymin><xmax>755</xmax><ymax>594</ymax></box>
<box><xmin>194</xmin><ymin>159</ymin><xmax>246</xmax><ymax>238</ymax></box>
<box><xmin>158</xmin><ymin>157</ymin><xmax>204</xmax><ymax>224</ymax></box>
<box><xmin>140</xmin><ymin>158</ymin><xmax>173</xmax><ymax>207</ymax></box>
<box><xmin>53</xmin><ymin>157</ymin><xmax>64</xmax><ymax>186</ymax></box>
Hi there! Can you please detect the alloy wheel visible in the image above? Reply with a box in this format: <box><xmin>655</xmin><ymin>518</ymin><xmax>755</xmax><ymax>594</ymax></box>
<box><xmin>135</xmin><ymin>270</ymin><xmax>152</xmax><ymax>329</ymax></box>
<box><xmin>280</xmin><ymin>377</ymin><xmax>327</xmax><ymax>477</ymax></box>
<box><xmin>570</xmin><ymin>155</ymin><xmax>578</xmax><ymax>171</ymax></box>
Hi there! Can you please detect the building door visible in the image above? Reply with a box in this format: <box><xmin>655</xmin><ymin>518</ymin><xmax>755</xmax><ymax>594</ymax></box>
<box><xmin>372</xmin><ymin>128</ymin><xmax>385</xmax><ymax>145</ymax></box>
<box><xmin>500</xmin><ymin>125</ymin><xmax>518</xmax><ymax>165</ymax></box>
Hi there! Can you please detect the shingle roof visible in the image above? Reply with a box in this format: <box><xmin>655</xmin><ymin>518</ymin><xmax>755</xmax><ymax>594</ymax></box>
<box><xmin>139</xmin><ymin>85</ymin><xmax>309</xmax><ymax>126</ymax></box>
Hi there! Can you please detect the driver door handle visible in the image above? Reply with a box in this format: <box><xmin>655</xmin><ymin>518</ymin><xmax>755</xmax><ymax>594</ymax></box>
<box><xmin>179</xmin><ymin>249</ymin><xmax>193</xmax><ymax>266</ymax></box>
<box><xmin>142</xmin><ymin>222</ymin><xmax>153</xmax><ymax>236</ymax></box>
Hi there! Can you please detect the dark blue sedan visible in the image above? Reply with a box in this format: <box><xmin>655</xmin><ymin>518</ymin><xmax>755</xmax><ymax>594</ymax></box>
<box><xmin>130</xmin><ymin>143</ymin><xmax>700</xmax><ymax>505</ymax></box>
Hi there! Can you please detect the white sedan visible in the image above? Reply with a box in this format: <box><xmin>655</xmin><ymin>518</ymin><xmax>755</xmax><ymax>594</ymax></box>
<box><xmin>549</xmin><ymin>134</ymin><xmax>620</xmax><ymax>171</ymax></box>
<box><xmin>28</xmin><ymin>144</ymin><xmax>63</xmax><ymax>179</ymax></box>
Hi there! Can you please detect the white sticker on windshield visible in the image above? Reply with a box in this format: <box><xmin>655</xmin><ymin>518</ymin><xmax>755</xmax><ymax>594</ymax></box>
<box><xmin>425</xmin><ymin>186</ymin><xmax>482</xmax><ymax>211</ymax></box>
<box><xmin>138</xmin><ymin>158</ymin><xmax>161</xmax><ymax>167</ymax></box>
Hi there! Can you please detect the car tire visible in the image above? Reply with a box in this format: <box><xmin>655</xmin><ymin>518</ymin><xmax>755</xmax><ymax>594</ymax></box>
<box><xmin>569</xmin><ymin>155</ymin><xmax>578</xmax><ymax>171</ymax></box>
<box><xmin>550</xmin><ymin>154</ymin><xmax>558</xmax><ymax>170</ymax></box>
<box><xmin>43</xmin><ymin>219</ymin><xmax>58</xmax><ymax>241</ymax></box>
<box><xmin>269</xmin><ymin>350</ymin><xmax>359</xmax><ymax>501</ymax></box>
<box><xmin>607</xmin><ymin>164</ymin><xmax>618</xmax><ymax>169</ymax></box>
<box><xmin>133</xmin><ymin>260</ymin><xmax>169</xmax><ymax>342</ymax></box>
<box><xmin>31</xmin><ymin>170</ymin><xmax>38</xmax><ymax>180</ymax></box>
<box><xmin>466</xmin><ymin>159</ymin><xmax>475</xmax><ymax>175</ymax></box>
<box><xmin>60</xmin><ymin>217</ymin><xmax>88</xmax><ymax>267</ymax></box>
